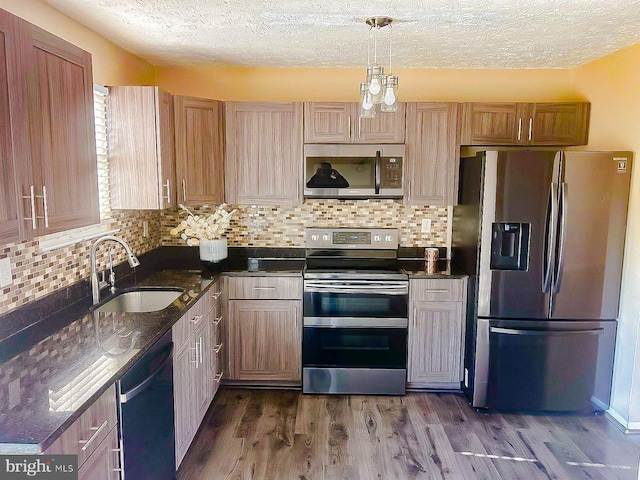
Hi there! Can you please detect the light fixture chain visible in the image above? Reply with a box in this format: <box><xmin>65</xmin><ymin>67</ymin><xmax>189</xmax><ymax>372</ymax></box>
<box><xmin>388</xmin><ymin>23</ymin><xmax>392</xmax><ymax>74</ymax></box>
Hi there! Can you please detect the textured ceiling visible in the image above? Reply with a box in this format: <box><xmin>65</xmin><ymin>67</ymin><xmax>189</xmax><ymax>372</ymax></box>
<box><xmin>45</xmin><ymin>0</ymin><xmax>640</xmax><ymax>68</ymax></box>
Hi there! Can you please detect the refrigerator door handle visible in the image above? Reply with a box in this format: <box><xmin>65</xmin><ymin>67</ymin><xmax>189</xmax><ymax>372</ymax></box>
<box><xmin>553</xmin><ymin>182</ymin><xmax>568</xmax><ymax>294</ymax></box>
<box><xmin>542</xmin><ymin>183</ymin><xmax>557</xmax><ymax>293</ymax></box>
<box><xmin>490</xmin><ymin>327</ymin><xmax>604</xmax><ymax>336</ymax></box>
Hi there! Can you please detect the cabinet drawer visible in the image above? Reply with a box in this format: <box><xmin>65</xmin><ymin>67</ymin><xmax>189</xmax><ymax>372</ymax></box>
<box><xmin>228</xmin><ymin>276</ymin><xmax>301</xmax><ymax>300</ymax></box>
<box><xmin>45</xmin><ymin>385</ymin><xmax>117</xmax><ymax>467</ymax></box>
<box><xmin>206</xmin><ymin>281</ymin><xmax>223</xmax><ymax>314</ymax></box>
<box><xmin>173</xmin><ymin>298</ymin><xmax>207</xmax><ymax>348</ymax></box>
<box><xmin>410</xmin><ymin>278</ymin><xmax>466</xmax><ymax>302</ymax></box>
<box><xmin>78</xmin><ymin>425</ymin><xmax>119</xmax><ymax>480</ymax></box>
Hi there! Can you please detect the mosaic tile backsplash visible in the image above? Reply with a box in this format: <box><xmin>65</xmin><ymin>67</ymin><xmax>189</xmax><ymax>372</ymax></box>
<box><xmin>161</xmin><ymin>199</ymin><xmax>448</xmax><ymax>248</ymax></box>
<box><xmin>0</xmin><ymin>210</ymin><xmax>161</xmax><ymax>315</ymax></box>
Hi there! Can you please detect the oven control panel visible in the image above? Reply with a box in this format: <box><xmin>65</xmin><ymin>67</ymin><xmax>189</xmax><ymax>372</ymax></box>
<box><xmin>306</xmin><ymin>228</ymin><xmax>398</xmax><ymax>249</ymax></box>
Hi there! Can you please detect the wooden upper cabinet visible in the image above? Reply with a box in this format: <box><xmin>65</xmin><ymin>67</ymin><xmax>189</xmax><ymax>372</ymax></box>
<box><xmin>405</xmin><ymin>103</ymin><xmax>459</xmax><ymax>206</ymax></box>
<box><xmin>304</xmin><ymin>102</ymin><xmax>405</xmax><ymax>143</ymax></box>
<box><xmin>0</xmin><ymin>11</ymin><xmax>21</xmax><ymax>243</ymax></box>
<box><xmin>460</xmin><ymin>102</ymin><xmax>590</xmax><ymax>146</ymax></box>
<box><xmin>174</xmin><ymin>96</ymin><xmax>224</xmax><ymax>207</ymax></box>
<box><xmin>225</xmin><ymin>102</ymin><xmax>303</xmax><ymax>205</ymax></box>
<box><xmin>21</xmin><ymin>21</ymin><xmax>99</xmax><ymax>235</ymax></box>
<box><xmin>108</xmin><ymin>86</ymin><xmax>176</xmax><ymax>209</ymax></box>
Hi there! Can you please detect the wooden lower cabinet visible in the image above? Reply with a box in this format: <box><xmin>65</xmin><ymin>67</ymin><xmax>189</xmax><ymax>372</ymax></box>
<box><xmin>229</xmin><ymin>299</ymin><xmax>301</xmax><ymax>383</ymax></box>
<box><xmin>173</xmin><ymin>340</ymin><xmax>196</xmax><ymax>466</ymax></box>
<box><xmin>77</xmin><ymin>426</ymin><xmax>120</xmax><ymax>480</ymax></box>
<box><xmin>407</xmin><ymin>278</ymin><xmax>467</xmax><ymax>389</ymax></box>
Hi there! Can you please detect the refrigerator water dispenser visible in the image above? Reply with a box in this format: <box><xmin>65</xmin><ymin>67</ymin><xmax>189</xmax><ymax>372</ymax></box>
<box><xmin>490</xmin><ymin>222</ymin><xmax>530</xmax><ymax>270</ymax></box>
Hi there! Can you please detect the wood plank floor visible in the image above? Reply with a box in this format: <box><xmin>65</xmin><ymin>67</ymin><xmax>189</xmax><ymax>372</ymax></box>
<box><xmin>177</xmin><ymin>388</ymin><xmax>640</xmax><ymax>480</ymax></box>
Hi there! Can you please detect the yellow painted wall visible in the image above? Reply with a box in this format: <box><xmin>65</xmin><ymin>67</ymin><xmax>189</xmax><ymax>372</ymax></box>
<box><xmin>0</xmin><ymin>0</ymin><xmax>154</xmax><ymax>85</ymax></box>
<box><xmin>573</xmin><ymin>44</ymin><xmax>640</xmax><ymax>426</ymax></box>
<box><xmin>155</xmin><ymin>65</ymin><xmax>580</xmax><ymax>102</ymax></box>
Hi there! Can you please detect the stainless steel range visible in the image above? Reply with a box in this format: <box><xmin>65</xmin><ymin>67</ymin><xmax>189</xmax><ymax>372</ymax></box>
<box><xmin>302</xmin><ymin>228</ymin><xmax>408</xmax><ymax>395</ymax></box>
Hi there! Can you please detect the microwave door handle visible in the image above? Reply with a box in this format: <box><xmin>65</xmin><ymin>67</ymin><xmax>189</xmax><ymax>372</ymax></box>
<box><xmin>375</xmin><ymin>150</ymin><xmax>381</xmax><ymax>195</ymax></box>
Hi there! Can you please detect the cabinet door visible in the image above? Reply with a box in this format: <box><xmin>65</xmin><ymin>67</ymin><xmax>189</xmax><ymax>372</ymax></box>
<box><xmin>156</xmin><ymin>88</ymin><xmax>177</xmax><ymax>208</ymax></box>
<box><xmin>0</xmin><ymin>12</ymin><xmax>21</xmax><ymax>243</ymax></box>
<box><xmin>355</xmin><ymin>102</ymin><xmax>406</xmax><ymax>143</ymax></box>
<box><xmin>78</xmin><ymin>426</ymin><xmax>119</xmax><ymax>480</ymax></box>
<box><xmin>173</xmin><ymin>342</ymin><xmax>195</xmax><ymax>467</ymax></box>
<box><xmin>460</xmin><ymin>102</ymin><xmax>522</xmax><ymax>145</ymax></box>
<box><xmin>225</xmin><ymin>102</ymin><xmax>303</xmax><ymax>205</ymax></box>
<box><xmin>405</xmin><ymin>103</ymin><xmax>459</xmax><ymax>206</ymax></box>
<box><xmin>174</xmin><ymin>96</ymin><xmax>224</xmax><ymax>206</ymax></box>
<box><xmin>408</xmin><ymin>301</ymin><xmax>463</xmax><ymax>385</ymax></box>
<box><xmin>530</xmin><ymin>102</ymin><xmax>590</xmax><ymax>146</ymax></box>
<box><xmin>193</xmin><ymin>319</ymin><xmax>211</xmax><ymax>424</ymax></box>
<box><xmin>229</xmin><ymin>299</ymin><xmax>301</xmax><ymax>382</ymax></box>
<box><xmin>304</xmin><ymin>102</ymin><xmax>352</xmax><ymax>143</ymax></box>
<box><xmin>22</xmin><ymin>23</ymin><xmax>99</xmax><ymax>235</ymax></box>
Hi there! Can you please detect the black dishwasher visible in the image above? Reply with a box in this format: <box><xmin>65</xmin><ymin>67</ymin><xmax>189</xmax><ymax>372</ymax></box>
<box><xmin>117</xmin><ymin>329</ymin><xmax>175</xmax><ymax>479</ymax></box>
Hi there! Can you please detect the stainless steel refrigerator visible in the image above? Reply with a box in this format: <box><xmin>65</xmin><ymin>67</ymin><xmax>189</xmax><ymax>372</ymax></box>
<box><xmin>452</xmin><ymin>150</ymin><xmax>633</xmax><ymax>411</ymax></box>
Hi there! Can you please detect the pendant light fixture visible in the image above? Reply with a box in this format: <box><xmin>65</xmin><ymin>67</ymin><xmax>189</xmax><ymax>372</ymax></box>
<box><xmin>360</xmin><ymin>17</ymin><xmax>398</xmax><ymax>116</ymax></box>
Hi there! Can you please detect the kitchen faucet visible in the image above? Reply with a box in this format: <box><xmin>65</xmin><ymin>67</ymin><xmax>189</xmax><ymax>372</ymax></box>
<box><xmin>90</xmin><ymin>235</ymin><xmax>140</xmax><ymax>305</ymax></box>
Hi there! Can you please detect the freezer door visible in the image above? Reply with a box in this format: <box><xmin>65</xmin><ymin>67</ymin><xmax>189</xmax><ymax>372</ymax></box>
<box><xmin>478</xmin><ymin>151</ymin><xmax>558</xmax><ymax>318</ymax></box>
<box><xmin>551</xmin><ymin>152</ymin><xmax>632</xmax><ymax>319</ymax></box>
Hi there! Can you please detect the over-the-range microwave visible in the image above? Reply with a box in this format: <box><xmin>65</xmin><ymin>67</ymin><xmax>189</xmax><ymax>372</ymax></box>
<box><xmin>304</xmin><ymin>144</ymin><xmax>405</xmax><ymax>199</ymax></box>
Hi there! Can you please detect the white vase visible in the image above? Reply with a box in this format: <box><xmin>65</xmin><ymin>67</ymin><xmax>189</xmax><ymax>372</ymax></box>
<box><xmin>199</xmin><ymin>238</ymin><xmax>228</xmax><ymax>263</ymax></box>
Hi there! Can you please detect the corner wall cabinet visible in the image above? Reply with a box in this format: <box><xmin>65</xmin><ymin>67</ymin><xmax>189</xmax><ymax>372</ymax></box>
<box><xmin>408</xmin><ymin>278</ymin><xmax>468</xmax><ymax>389</ymax></box>
<box><xmin>0</xmin><ymin>9</ymin><xmax>99</xmax><ymax>240</ymax></box>
<box><xmin>173</xmin><ymin>280</ymin><xmax>224</xmax><ymax>468</ymax></box>
<box><xmin>304</xmin><ymin>102</ymin><xmax>406</xmax><ymax>144</ymax></box>
<box><xmin>460</xmin><ymin>102</ymin><xmax>590</xmax><ymax>146</ymax></box>
<box><xmin>174</xmin><ymin>96</ymin><xmax>224</xmax><ymax>207</ymax></box>
<box><xmin>404</xmin><ymin>103</ymin><xmax>459</xmax><ymax>206</ymax></box>
<box><xmin>108</xmin><ymin>86</ymin><xmax>176</xmax><ymax>209</ymax></box>
<box><xmin>227</xmin><ymin>276</ymin><xmax>302</xmax><ymax>384</ymax></box>
<box><xmin>225</xmin><ymin>102</ymin><xmax>303</xmax><ymax>205</ymax></box>
<box><xmin>44</xmin><ymin>385</ymin><xmax>120</xmax><ymax>480</ymax></box>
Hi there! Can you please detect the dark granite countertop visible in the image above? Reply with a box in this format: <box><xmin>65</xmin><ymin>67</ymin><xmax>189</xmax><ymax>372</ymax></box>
<box><xmin>0</xmin><ymin>246</ymin><xmax>466</xmax><ymax>453</ymax></box>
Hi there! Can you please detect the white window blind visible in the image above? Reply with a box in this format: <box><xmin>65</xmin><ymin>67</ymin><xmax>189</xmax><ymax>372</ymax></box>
<box><xmin>93</xmin><ymin>85</ymin><xmax>111</xmax><ymax>221</ymax></box>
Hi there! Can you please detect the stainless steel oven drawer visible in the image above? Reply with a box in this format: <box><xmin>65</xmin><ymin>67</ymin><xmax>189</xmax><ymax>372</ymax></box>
<box><xmin>303</xmin><ymin>367</ymin><xmax>406</xmax><ymax>395</ymax></box>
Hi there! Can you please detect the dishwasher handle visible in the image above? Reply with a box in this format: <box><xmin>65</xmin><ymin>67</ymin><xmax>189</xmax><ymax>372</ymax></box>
<box><xmin>119</xmin><ymin>342</ymin><xmax>174</xmax><ymax>404</ymax></box>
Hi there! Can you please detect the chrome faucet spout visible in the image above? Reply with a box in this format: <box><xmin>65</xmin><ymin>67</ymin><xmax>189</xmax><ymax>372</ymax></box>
<box><xmin>91</xmin><ymin>235</ymin><xmax>140</xmax><ymax>305</ymax></box>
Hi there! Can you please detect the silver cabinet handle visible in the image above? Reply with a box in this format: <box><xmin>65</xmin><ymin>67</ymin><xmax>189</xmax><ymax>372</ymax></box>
<box><xmin>190</xmin><ymin>340</ymin><xmax>199</xmax><ymax>365</ymax></box>
<box><xmin>198</xmin><ymin>337</ymin><xmax>203</xmax><ymax>364</ymax></box>
<box><xmin>296</xmin><ymin>180</ymin><xmax>300</xmax><ymax>201</ymax></box>
<box><xmin>211</xmin><ymin>291</ymin><xmax>222</xmax><ymax>300</ymax></box>
<box><xmin>253</xmin><ymin>286</ymin><xmax>276</xmax><ymax>290</ymax></box>
<box><xmin>517</xmin><ymin>118</ymin><xmax>522</xmax><ymax>141</ymax></box>
<box><xmin>348</xmin><ymin>114</ymin><xmax>352</xmax><ymax>139</ymax></box>
<box><xmin>214</xmin><ymin>343</ymin><xmax>223</xmax><ymax>354</ymax></box>
<box><xmin>214</xmin><ymin>372</ymin><xmax>223</xmax><ymax>383</ymax></box>
<box><xmin>182</xmin><ymin>179</ymin><xmax>186</xmax><ymax>202</ymax></box>
<box><xmin>190</xmin><ymin>314</ymin><xmax>203</xmax><ymax>325</ymax></box>
<box><xmin>528</xmin><ymin>118</ymin><xmax>533</xmax><ymax>141</ymax></box>
<box><xmin>23</xmin><ymin>185</ymin><xmax>37</xmax><ymax>229</ymax></box>
<box><xmin>164</xmin><ymin>179</ymin><xmax>171</xmax><ymax>204</ymax></box>
<box><xmin>213</xmin><ymin>316</ymin><xmax>223</xmax><ymax>326</ymax></box>
<box><xmin>425</xmin><ymin>289</ymin><xmax>448</xmax><ymax>294</ymax></box>
<box><xmin>407</xmin><ymin>180</ymin><xmax>411</xmax><ymax>201</ymax></box>
<box><xmin>79</xmin><ymin>420</ymin><xmax>109</xmax><ymax>451</ymax></box>
<box><xmin>42</xmin><ymin>186</ymin><xmax>49</xmax><ymax>228</ymax></box>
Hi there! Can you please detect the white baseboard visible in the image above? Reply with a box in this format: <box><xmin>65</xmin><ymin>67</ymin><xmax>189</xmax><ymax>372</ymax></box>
<box><xmin>606</xmin><ymin>407</ymin><xmax>640</xmax><ymax>434</ymax></box>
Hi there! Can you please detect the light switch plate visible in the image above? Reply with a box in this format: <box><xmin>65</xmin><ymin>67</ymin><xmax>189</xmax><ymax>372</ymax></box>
<box><xmin>421</xmin><ymin>218</ymin><xmax>432</xmax><ymax>233</ymax></box>
<box><xmin>0</xmin><ymin>257</ymin><xmax>12</xmax><ymax>288</ymax></box>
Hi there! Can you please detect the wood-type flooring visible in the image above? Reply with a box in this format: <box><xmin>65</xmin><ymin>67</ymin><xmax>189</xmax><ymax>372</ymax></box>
<box><xmin>177</xmin><ymin>388</ymin><xmax>640</xmax><ymax>480</ymax></box>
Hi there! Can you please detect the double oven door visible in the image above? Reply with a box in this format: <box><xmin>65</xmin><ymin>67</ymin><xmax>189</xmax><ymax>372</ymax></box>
<box><xmin>302</xmin><ymin>277</ymin><xmax>408</xmax><ymax>394</ymax></box>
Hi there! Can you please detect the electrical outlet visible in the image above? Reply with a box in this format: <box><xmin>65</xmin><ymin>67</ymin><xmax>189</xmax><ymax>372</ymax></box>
<box><xmin>421</xmin><ymin>218</ymin><xmax>431</xmax><ymax>233</ymax></box>
<box><xmin>0</xmin><ymin>257</ymin><xmax>12</xmax><ymax>288</ymax></box>
<box><xmin>143</xmin><ymin>220</ymin><xmax>149</xmax><ymax>238</ymax></box>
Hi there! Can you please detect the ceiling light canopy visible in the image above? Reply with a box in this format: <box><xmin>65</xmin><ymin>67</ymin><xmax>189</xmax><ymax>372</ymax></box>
<box><xmin>360</xmin><ymin>16</ymin><xmax>398</xmax><ymax>118</ymax></box>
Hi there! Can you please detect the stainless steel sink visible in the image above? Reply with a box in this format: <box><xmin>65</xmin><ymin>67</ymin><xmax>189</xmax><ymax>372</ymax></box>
<box><xmin>95</xmin><ymin>288</ymin><xmax>183</xmax><ymax>313</ymax></box>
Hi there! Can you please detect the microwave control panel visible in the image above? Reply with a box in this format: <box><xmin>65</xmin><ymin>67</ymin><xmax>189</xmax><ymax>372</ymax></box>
<box><xmin>380</xmin><ymin>157</ymin><xmax>403</xmax><ymax>188</ymax></box>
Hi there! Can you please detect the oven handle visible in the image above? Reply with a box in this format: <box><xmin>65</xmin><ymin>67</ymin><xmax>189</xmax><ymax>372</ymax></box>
<box><xmin>304</xmin><ymin>287</ymin><xmax>408</xmax><ymax>295</ymax></box>
<box><xmin>304</xmin><ymin>317</ymin><xmax>408</xmax><ymax>328</ymax></box>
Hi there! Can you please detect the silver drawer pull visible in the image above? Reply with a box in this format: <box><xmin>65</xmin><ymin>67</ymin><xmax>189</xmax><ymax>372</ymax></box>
<box><xmin>214</xmin><ymin>372</ymin><xmax>223</xmax><ymax>382</ymax></box>
<box><xmin>213</xmin><ymin>316</ymin><xmax>223</xmax><ymax>325</ymax></box>
<box><xmin>424</xmin><ymin>289</ymin><xmax>448</xmax><ymax>293</ymax></box>
<box><xmin>211</xmin><ymin>291</ymin><xmax>222</xmax><ymax>299</ymax></box>
<box><xmin>190</xmin><ymin>314</ymin><xmax>203</xmax><ymax>325</ymax></box>
<box><xmin>214</xmin><ymin>343</ymin><xmax>223</xmax><ymax>354</ymax></box>
<box><xmin>79</xmin><ymin>420</ymin><xmax>109</xmax><ymax>451</ymax></box>
<box><xmin>253</xmin><ymin>286</ymin><xmax>276</xmax><ymax>290</ymax></box>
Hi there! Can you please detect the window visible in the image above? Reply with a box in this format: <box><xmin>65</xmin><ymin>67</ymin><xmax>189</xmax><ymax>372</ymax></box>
<box><xmin>93</xmin><ymin>84</ymin><xmax>111</xmax><ymax>221</ymax></box>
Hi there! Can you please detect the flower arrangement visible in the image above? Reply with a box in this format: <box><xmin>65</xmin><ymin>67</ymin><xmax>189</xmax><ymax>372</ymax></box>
<box><xmin>170</xmin><ymin>204</ymin><xmax>237</xmax><ymax>246</ymax></box>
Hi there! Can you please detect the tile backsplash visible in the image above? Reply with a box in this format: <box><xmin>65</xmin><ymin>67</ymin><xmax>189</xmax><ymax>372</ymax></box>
<box><xmin>0</xmin><ymin>210</ymin><xmax>161</xmax><ymax>315</ymax></box>
<box><xmin>161</xmin><ymin>199</ymin><xmax>448</xmax><ymax>248</ymax></box>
